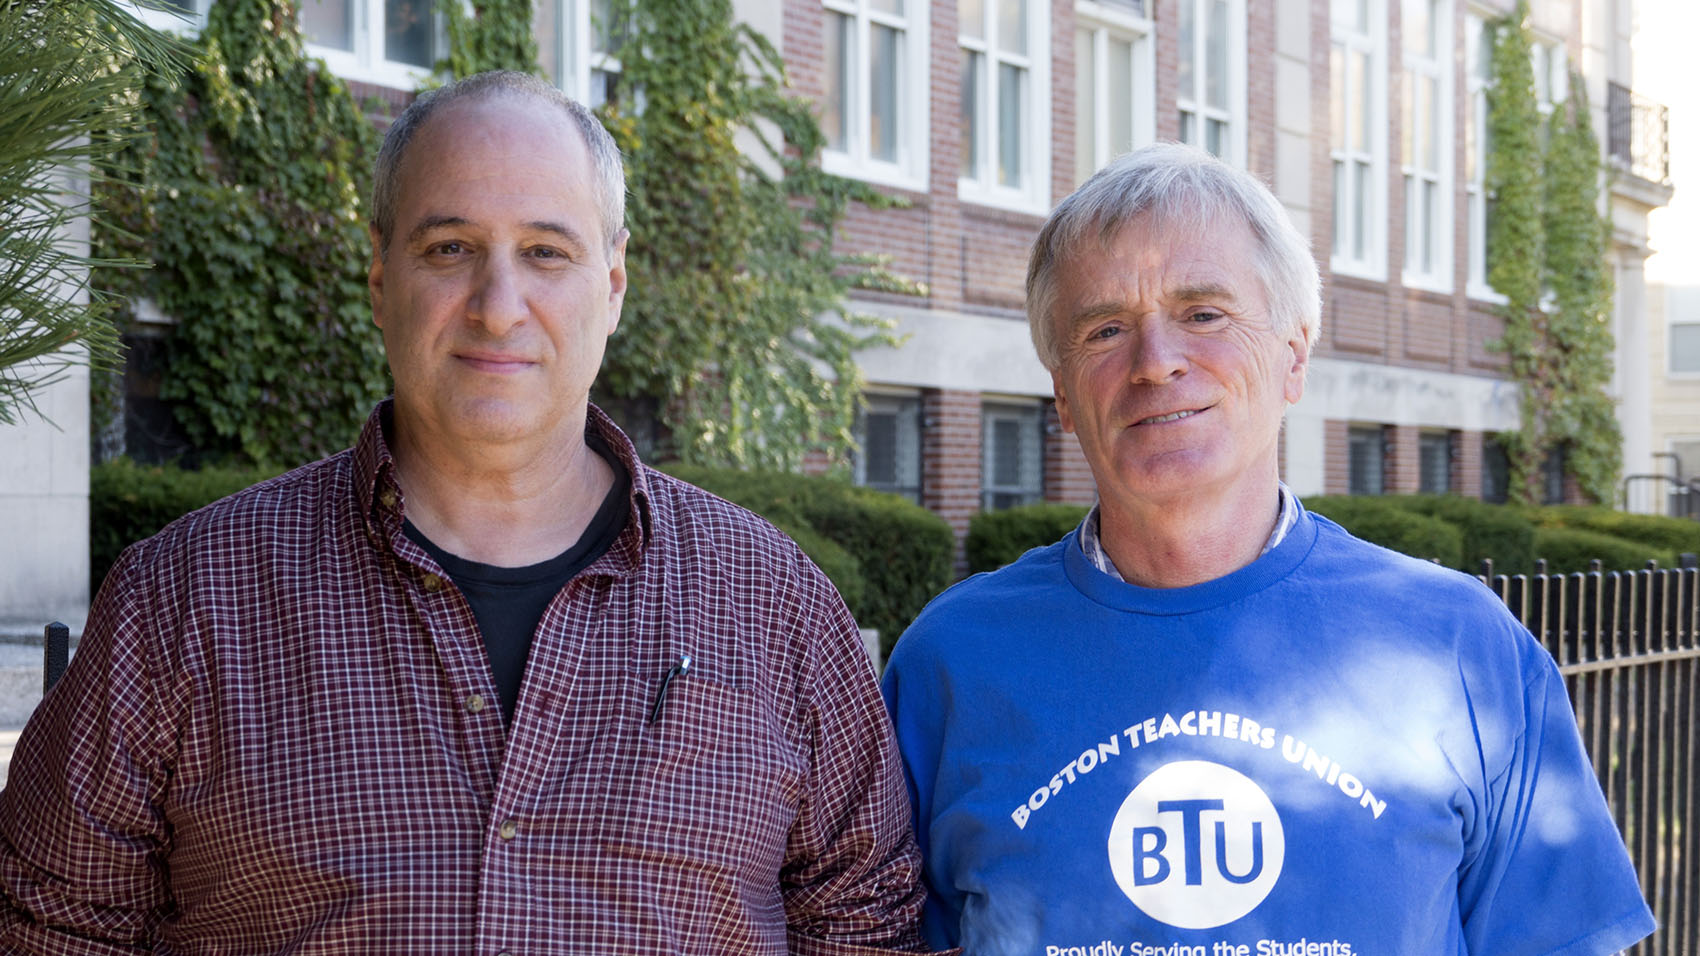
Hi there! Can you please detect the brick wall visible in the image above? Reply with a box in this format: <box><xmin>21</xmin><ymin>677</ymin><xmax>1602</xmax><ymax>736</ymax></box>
<box><xmin>1387</xmin><ymin>424</ymin><xmax>1419</xmax><ymax>494</ymax></box>
<box><xmin>1043</xmin><ymin>401</ymin><xmax>1096</xmax><ymax>505</ymax></box>
<box><xmin>921</xmin><ymin>389</ymin><xmax>983</xmax><ymax>567</ymax></box>
<box><xmin>1454</xmin><ymin>429</ymin><xmax>1481</xmax><ymax>499</ymax></box>
<box><xmin>1323</xmin><ymin>418</ymin><xmax>1350</xmax><ymax>494</ymax></box>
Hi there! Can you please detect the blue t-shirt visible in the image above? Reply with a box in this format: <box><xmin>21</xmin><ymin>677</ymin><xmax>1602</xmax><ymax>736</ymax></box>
<box><xmin>883</xmin><ymin>505</ymin><xmax>1654</xmax><ymax>956</ymax></box>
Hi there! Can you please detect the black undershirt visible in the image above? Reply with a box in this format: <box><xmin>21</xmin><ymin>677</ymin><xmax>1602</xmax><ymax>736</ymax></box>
<box><xmin>404</xmin><ymin>440</ymin><xmax>630</xmax><ymax>725</ymax></box>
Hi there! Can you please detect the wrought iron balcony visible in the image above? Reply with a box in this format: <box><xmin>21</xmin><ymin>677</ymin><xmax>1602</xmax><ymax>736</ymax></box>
<box><xmin>1608</xmin><ymin>81</ymin><xmax>1670</xmax><ymax>186</ymax></box>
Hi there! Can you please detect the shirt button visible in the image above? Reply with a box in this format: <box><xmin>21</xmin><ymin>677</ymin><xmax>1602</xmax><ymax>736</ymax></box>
<box><xmin>422</xmin><ymin>573</ymin><xmax>444</xmax><ymax>592</ymax></box>
<box><xmin>378</xmin><ymin>489</ymin><xmax>398</xmax><ymax>509</ymax></box>
<box><xmin>466</xmin><ymin>694</ymin><xmax>486</xmax><ymax>714</ymax></box>
<box><xmin>498</xmin><ymin>819</ymin><xmax>518</xmax><ymax>840</ymax></box>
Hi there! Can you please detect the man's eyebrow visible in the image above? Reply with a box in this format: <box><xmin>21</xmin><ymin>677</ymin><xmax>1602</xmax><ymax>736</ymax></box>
<box><xmin>524</xmin><ymin>220</ymin><xmax>590</xmax><ymax>249</ymax></box>
<box><xmin>405</xmin><ymin>215</ymin><xmax>470</xmax><ymax>247</ymax></box>
<box><xmin>1168</xmin><ymin>281</ymin><xmax>1240</xmax><ymax>304</ymax></box>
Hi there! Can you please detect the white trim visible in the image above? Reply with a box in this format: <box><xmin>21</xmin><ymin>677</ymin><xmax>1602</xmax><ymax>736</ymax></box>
<box><xmin>1399</xmin><ymin>0</ymin><xmax>1453</xmax><ymax>292</ymax></box>
<box><xmin>1073</xmin><ymin>0</ymin><xmax>1155</xmax><ymax>184</ymax></box>
<box><xmin>957</xmin><ymin>0</ymin><xmax>1052</xmax><ymax>214</ymax></box>
<box><xmin>1175</xmin><ymin>0</ymin><xmax>1246</xmax><ymax>167</ymax></box>
<box><xmin>820</xmin><ymin>0</ymin><xmax>931</xmax><ymax>190</ymax></box>
<box><xmin>120</xmin><ymin>0</ymin><xmax>208</xmax><ymax>33</ymax></box>
<box><xmin>1463</xmin><ymin>9</ymin><xmax>1495</xmax><ymax>300</ymax></box>
<box><xmin>1329</xmin><ymin>0</ymin><xmax>1387</xmax><ymax>280</ymax></box>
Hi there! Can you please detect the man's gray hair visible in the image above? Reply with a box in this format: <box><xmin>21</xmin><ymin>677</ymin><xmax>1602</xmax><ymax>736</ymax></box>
<box><xmin>1025</xmin><ymin>142</ymin><xmax>1321</xmax><ymax>370</ymax></box>
<box><xmin>370</xmin><ymin>70</ymin><xmax>626</xmax><ymax>257</ymax></box>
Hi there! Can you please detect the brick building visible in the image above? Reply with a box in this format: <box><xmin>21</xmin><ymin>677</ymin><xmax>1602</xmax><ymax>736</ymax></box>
<box><xmin>130</xmin><ymin>0</ymin><xmax>1675</xmax><ymax>548</ymax></box>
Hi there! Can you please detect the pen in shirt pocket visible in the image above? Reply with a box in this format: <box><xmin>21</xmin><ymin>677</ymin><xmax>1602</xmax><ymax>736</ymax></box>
<box><xmin>648</xmin><ymin>653</ymin><xmax>692</xmax><ymax>723</ymax></box>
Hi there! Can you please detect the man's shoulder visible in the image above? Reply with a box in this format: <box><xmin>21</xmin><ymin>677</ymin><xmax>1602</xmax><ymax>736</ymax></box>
<box><xmin>637</xmin><ymin>467</ymin><xmax>821</xmax><ymax>572</ymax></box>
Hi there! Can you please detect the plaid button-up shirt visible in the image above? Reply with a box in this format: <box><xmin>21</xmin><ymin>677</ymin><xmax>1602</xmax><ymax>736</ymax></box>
<box><xmin>0</xmin><ymin>402</ymin><xmax>941</xmax><ymax>955</ymax></box>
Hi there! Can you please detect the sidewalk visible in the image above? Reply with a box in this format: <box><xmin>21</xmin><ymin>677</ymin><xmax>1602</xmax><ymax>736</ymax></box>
<box><xmin>0</xmin><ymin>641</ymin><xmax>50</xmax><ymax>788</ymax></box>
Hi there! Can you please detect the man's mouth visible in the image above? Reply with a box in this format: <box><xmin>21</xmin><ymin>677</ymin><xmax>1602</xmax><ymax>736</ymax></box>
<box><xmin>1136</xmin><ymin>408</ymin><xmax>1203</xmax><ymax>425</ymax></box>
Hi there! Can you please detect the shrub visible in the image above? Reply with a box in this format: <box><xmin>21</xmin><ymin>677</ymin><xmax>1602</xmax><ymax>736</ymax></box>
<box><xmin>1386</xmin><ymin>494</ymin><xmax>1537</xmax><ymax>574</ymax></box>
<box><xmin>663</xmin><ymin>466</ymin><xmax>955</xmax><ymax>653</ymax></box>
<box><xmin>1303</xmin><ymin>496</ymin><xmax>1464</xmax><ymax>569</ymax></box>
<box><xmin>90</xmin><ymin>458</ymin><xmax>281</xmax><ymax>593</ymax></box>
<box><xmin>966</xmin><ymin>503</ymin><xmax>1091</xmax><ymax>573</ymax></box>
<box><xmin>1531</xmin><ymin>527</ymin><xmax>1678</xmax><ymax>574</ymax></box>
<box><xmin>1530</xmin><ymin>506</ymin><xmax>1700</xmax><ymax>557</ymax></box>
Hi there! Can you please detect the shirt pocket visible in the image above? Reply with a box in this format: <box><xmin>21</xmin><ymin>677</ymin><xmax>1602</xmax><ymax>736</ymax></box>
<box><xmin>596</xmin><ymin>673</ymin><xmax>802</xmax><ymax>882</ymax></box>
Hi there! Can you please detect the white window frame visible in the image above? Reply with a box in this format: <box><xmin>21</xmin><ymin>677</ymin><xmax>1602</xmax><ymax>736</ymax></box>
<box><xmin>1073</xmin><ymin>0</ymin><xmax>1155</xmax><ymax>184</ymax></box>
<box><xmin>1400</xmin><ymin>0</ymin><xmax>1452</xmax><ymax>292</ymax></box>
<box><xmin>1330</xmin><ymin>0</ymin><xmax>1388</xmax><ymax>280</ymax></box>
<box><xmin>820</xmin><ymin>0</ymin><xmax>930</xmax><ymax>190</ymax></box>
<box><xmin>1174</xmin><ymin>0</ymin><xmax>1246</xmax><ymax>167</ymax></box>
<box><xmin>1670</xmin><ymin>314</ymin><xmax>1700</xmax><ymax>379</ymax></box>
<box><xmin>957</xmin><ymin>0</ymin><xmax>1052</xmax><ymax>214</ymax></box>
<box><xmin>1463</xmin><ymin>10</ymin><xmax>1499</xmax><ymax>301</ymax></box>
<box><xmin>301</xmin><ymin>0</ymin><xmax>445</xmax><ymax>91</ymax></box>
<box><xmin>981</xmin><ymin>400</ymin><xmax>1045</xmax><ymax>511</ymax></box>
<box><xmin>535</xmin><ymin>0</ymin><xmax>624</xmax><ymax>108</ymax></box>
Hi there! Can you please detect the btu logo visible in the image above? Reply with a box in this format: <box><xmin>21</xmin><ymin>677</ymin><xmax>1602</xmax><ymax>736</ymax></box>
<box><xmin>1107</xmin><ymin>761</ymin><xmax>1285</xmax><ymax>929</ymax></box>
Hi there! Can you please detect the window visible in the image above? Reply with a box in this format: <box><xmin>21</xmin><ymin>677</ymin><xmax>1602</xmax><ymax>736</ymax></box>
<box><xmin>1541</xmin><ymin>446</ymin><xmax>1566</xmax><ymax>504</ymax></box>
<box><xmin>1530</xmin><ymin>35</ymin><xmax>1567</xmax><ymax>116</ymax></box>
<box><xmin>1074</xmin><ymin>0</ymin><xmax>1154</xmax><ymax>185</ymax></box>
<box><xmin>822</xmin><ymin>0</ymin><xmax>928</xmax><ymax>187</ymax></box>
<box><xmin>959</xmin><ymin>0</ymin><xmax>1050</xmax><ymax>210</ymax></box>
<box><xmin>854</xmin><ymin>394</ymin><xmax>923</xmax><ymax>503</ymax></box>
<box><xmin>1331</xmin><ymin>0</ymin><xmax>1386</xmax><ymax>278</ymax></box>
<box><xmin>982</xmin><ymin>402</ymin><xmax>1043</xmax><ymax>510</ymax></box>
<box><xmin>1464</xmin><ymin>12</ymin><xmax>1493</xmax><ymax>298</ymax></box>
<box><xmin>1481</xmin><ymin>436</ymin><xmax>1509</xmax><ymax>503</ymax></box>
<box><xmin>300</xmin><ymin>0</ymin><xmax>445</xmax><ymax>88</ymax></box>
<box><xmin>1672</xmin><ymin>319</ymin><xmax>1700</xmax><ymax>376</ymax></box>
<box><xmin>1418</xmin><ymin>430</ymin><xmax>1452</xmax><ymax>493</ymax></box>
<box><xmin>535</xmin><ymin>0</ymin><xmax>626</xmax><ymax>107</ymax></box>
<box><xmin>1175</xmin><ymin>0</ymin><xmax>1245</xmax><ymax>164</ymax></box>
<box><xmin>1347</xmin><ymin>426</ymin><xmax>1386</xmax><ymax>495</ymax></box>
<box><xmin>1400</xmin><ymin>0</ymin><xmax>1451</xmax><ymax>289</ymax></box>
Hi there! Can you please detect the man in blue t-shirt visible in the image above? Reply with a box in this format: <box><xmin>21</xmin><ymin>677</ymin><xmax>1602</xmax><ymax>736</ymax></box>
<box><xmin>882</xmin><ymin>143</ymin><xmax>1654</xmax><ymax>956</ymax></box>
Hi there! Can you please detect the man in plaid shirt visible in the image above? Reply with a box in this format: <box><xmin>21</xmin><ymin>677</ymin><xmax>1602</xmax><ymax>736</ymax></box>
<box><xmin>0</xmin><ymin>70</ymin><xmax>945</xmax><ymax>956</ymax></box>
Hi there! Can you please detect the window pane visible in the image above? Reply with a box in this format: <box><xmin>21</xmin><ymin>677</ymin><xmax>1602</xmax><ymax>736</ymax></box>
<box><xmin>998</xmin><ymin>62</ymin><xmax>1024</xmax><ymax>186</ymax></box>
<box><xmin>1419</xmin><ymin>433</ymin><xmax>1450</xmax><ymax>493</ymax></box>
<box><xmin>959</xmin><ymin>0</ymin><xmax>984</xmax><ymax>41</ymax></box>
<box><xmin>301</xmin><ymin>0</ymin><xmax>352</xmax><ymax>51</ymax></box>
<box><xmin>865</xmin><ymin>414</ymin><xmax>900</xmax><ymax>485</ymax></box>
<box><xmin>1482</xmin><ymin>438</ymin><xmax>1509</xmax><ymax>503</ymax></box>
<box><xmin>1672</xmin><ymin>324</ymin><xmax>1700</xmax><ymax>373</ymax></box>
<box><xmin>1349</xmin><ymin>48</ymin><xmax>1368</xmax><ymax>151</ymax></box>
<box><xmin>1205</xmin><ymin>0</ymin><xmax>1228</xmax><ymax>110</ymax></box>
<box><xmin>1206</xmin><ymin>117</ymin><xmax>1225</xmax><ymax>157</ymax></box>
<box><xmin>1421</xmin><ymin>179</ymin><xmax>1435</xmax><ymax>271</ymax></box>
<box><xmin>1400</xmin><ymin>70</ymin><xmax>1413</xmax><ymax>166</ymax></box>
<box><xmin>1332</xmin><ymin>159</ymin><xmax>1346</xmax><ymax>255</ymax></box>
<box><xmin>871</xmin><ymin>0</ymin><xmax>903</xmax><ymax>15</ymax></box>
<box><xmin>1108</xmin><ymin>36</ymin><xmax>1133</xmax><ymax>156</ymax></box>
<box><xmin>386</xmin><ymin>0</ymin><xmax>435</xmax><ymax>67</ymax></box>
<box><xmin>960</xmin><ymin>52</ymin><xmax>982</xmax><ymax>177</ymax></box>
<box><xmin>533</xmin><ymin>0</ymin><xmax>560</xmax><ymax>85</ymax></box>
<box><xmin>870</xmin><ymin>23</ymin><xmax>900</xmax><ymax>162</ymax></box>
<box><xmin>823</xmin><ymin>12</ymin><xmax>850</xmax><ymax>152</ymax></box>
<box><xmin>1179</xmin><ymin>108</ymin><xmax>1195</xmax><ymax>146</ymax></box>
<box><xmin>1348</xmin><ymin>427</ymin><xmax>1385</xmax><ymax>495</ymax></box>
<box><xmin>1403</xmin><ymin>0</ymin><xmax>1431</xmax><ymax>56</ymax></box>
<box><xmin>1075</xmin><ymin>28</ymin><xmax>1096</xmax><ymax>183</ymax></box>
<box><xmin>1353</xmin><ymin>159</ymin><xmax>1369</xmax><ymax>259</ymax></box>
<box><xmin>998</xmin><ymin>0</ymin><xmax>1027</xmax><ymax>56</ymax></box>
<box><xmin>1178</xmin><ymin>0</ymin><xmax>1196</xmax><ymax>99</ymax></box>
<box><xmin>1420</xmin><ymin>74</ymin><xmax>1435</xmax><ymax>170</ymax></box>
<box><xmin>1531</xmin><ymin>44</ymin><xmax>1548</xmax><ymax>106</ymax></box>
<box><xmin>590</xmin><ymin>68</ymin><xmax>619</xmax><ymax>108</ymax></box>
<box><xmin>1330</xmin><ymin>45</ymin><xmax>1344</xmax><ymax>150</ymax></box>
<box><xmin>1404</xmin><ymin>172</ymin><xmax>1417</xmax><ymax>270</ymax></box>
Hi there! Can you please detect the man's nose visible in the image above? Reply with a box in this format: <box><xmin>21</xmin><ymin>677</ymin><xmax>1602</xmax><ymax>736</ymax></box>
<box><xmin>1126</xmin><ymin>318</ymin><xmax>1187</xmax><ymax>384</ymax></box>
<box><xmin>467</xmin><ymin>254</ymin><xmax>528</xmax><ymax>334</ymax></box>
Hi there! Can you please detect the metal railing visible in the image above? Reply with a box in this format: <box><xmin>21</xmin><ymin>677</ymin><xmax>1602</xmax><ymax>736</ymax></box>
<box><xmin>1482</xmin><ymin>561</ymin><xmax>1698</xmax><ymax>956</ymax></box>
<box><xmin>1609</xmin><ymin>81</ymin><xmax>1672</xmax><ymax>186</ymax></box>
<box><xmin>1622</xmin><ymin>473</ymin><xmax>1700</xmax><ymax>519</ymax></box>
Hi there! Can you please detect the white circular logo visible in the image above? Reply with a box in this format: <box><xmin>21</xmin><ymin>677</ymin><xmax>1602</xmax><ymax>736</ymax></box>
<box><xmin>1106</xmin><ymin>760</ymin><xmax>1284</xmax><ymax>929</ymax></box>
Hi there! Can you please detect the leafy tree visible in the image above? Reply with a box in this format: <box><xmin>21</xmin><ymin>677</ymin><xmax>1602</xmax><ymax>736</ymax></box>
<box><xmin>0</xmin><ymin>0</ymin><xmax>183</xmax><ymax>425</ymax></box>
<box><xmin>1485</xmin><ymin>3</ymin><xmax>1617</xmax><ymax>504</ymax></box>
<box><xmin>596</xmin><ymin>0</ymin><xmax>916</xmax><ymax>470</ymax></box>
<box><xmin>97</xmin><ymin>0</ymin><xmax>387</xmax><ymax>467</ymax></box>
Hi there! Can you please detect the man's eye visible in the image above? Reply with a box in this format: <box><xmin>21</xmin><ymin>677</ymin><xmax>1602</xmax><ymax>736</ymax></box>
<box><xmin>1088</xmin><ymin>324</ymin><xmax>1121</xmax><ymax>341</ymax></box>
<box><xmin>1190</xmin><ymin>310</ymin><xmax>1225</xmax><ymax>323</ymax></box>
<box><xmin>430</xmin><ymin>241</ymin><xmax>466</xmax><ymax>256</ymax></box>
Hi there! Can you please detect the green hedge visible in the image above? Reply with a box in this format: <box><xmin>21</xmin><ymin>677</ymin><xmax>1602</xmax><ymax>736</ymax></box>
<box><xmin>966</xmin><ymin>503</ymin><xmax>1090</xmax><ymax>574</ymax></box>
<box><xmin>1385</xmin><ymin>494</ymin><xmax>1536</xmax><ymax>574</ymax></box>
<box><xmin>663</xmin><ymin>466</ymin><xmax>955</xmax><ymax>654</ymax></box>
<box><xmin>90</xmin><ymin>458</ymin><xmax>282</xmax><ymax>593</ymax></box>
<box><xmin>1531</xmin><ymin>527</ymin><xmax>1678</xmax><ymax>574</ymax></box>
<box><xmin>1302</xmin><ymin>496</ymin><xmax>1465</xmax><ymax>569</ymax></box>
<box><xmin>1530</xmin><ymin>505</ymin><xmax>1700</xmax><ymax>557</ymax></box>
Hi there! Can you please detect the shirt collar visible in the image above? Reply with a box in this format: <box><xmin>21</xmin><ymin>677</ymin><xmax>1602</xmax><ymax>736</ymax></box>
<box><xmin>353</xmin><ymin>398</ymin><xmax>655</xmax><ymax>568</ymax></box>
<box><xmin>1077</xmin><ymin>482</ymin><xmax>1298</xmax><ymax>583</ymax></box>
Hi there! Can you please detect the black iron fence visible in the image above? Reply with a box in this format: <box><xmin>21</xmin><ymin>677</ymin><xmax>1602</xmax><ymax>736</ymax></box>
<box><xmin>34</xmin><ymin>563</ymin><xmax>1700</xmax><ymax>947</ymax></box>
<box><xmin>1609</xmin><ymin>81</ymin><xmax>1672</xmax><ymax>186</ymax></box>
<box><xmin>1482</xmin><ymin>562</ymin><xmax>1698</xmax><ymax>955</ymax></box>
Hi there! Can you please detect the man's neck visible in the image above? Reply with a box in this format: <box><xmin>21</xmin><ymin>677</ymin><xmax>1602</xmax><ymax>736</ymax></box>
<box><xmin>1097</xmin><ymin>482</ymin><xmax>1283</xmax><ymax>589</ymax></box>
<box><xmin>389</xmin><ymin>412</ymin><xmax>616</xmax><ymax>568</ymax></box>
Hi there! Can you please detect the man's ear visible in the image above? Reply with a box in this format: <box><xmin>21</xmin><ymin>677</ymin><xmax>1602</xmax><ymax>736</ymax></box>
<box><xmin>1052</xmin><ymin>370</ymin><xmax>1076</xmax><ymax>434</ymax></box>
<box><xmin>1283</xmin><ymin>323</ymin><xmax>1312</xmax><ymax>406</ymax></box>
<box><xmin>604</xmin><ymin>228</ymin><xmax>630</xmax><ymax>336</ymax></box>
<box><xmin>368</xmin><ymin>227</ymin><xmax>387</xmax><ymax>329</ymax></box>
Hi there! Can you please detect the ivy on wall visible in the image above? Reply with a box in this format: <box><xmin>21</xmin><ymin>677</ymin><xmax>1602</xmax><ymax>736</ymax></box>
<box><xmin>97</xmin><ymin>0</ymin><xmax>386</xmax><ymax>467</ymax></box>
<box><xmin>439</xmin><ymin>0</ymin><xmax>538</xmax><ymax>79</ymax></box>
<box><xmin>597</xmin><ymin>0</ymin><xmax>918</xmax><ymax>470</ymax></box>
<box><xmin>1485</xmin><ymin>1</ymin><xmax>1619</xmax><ymax>505</ymax></box>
